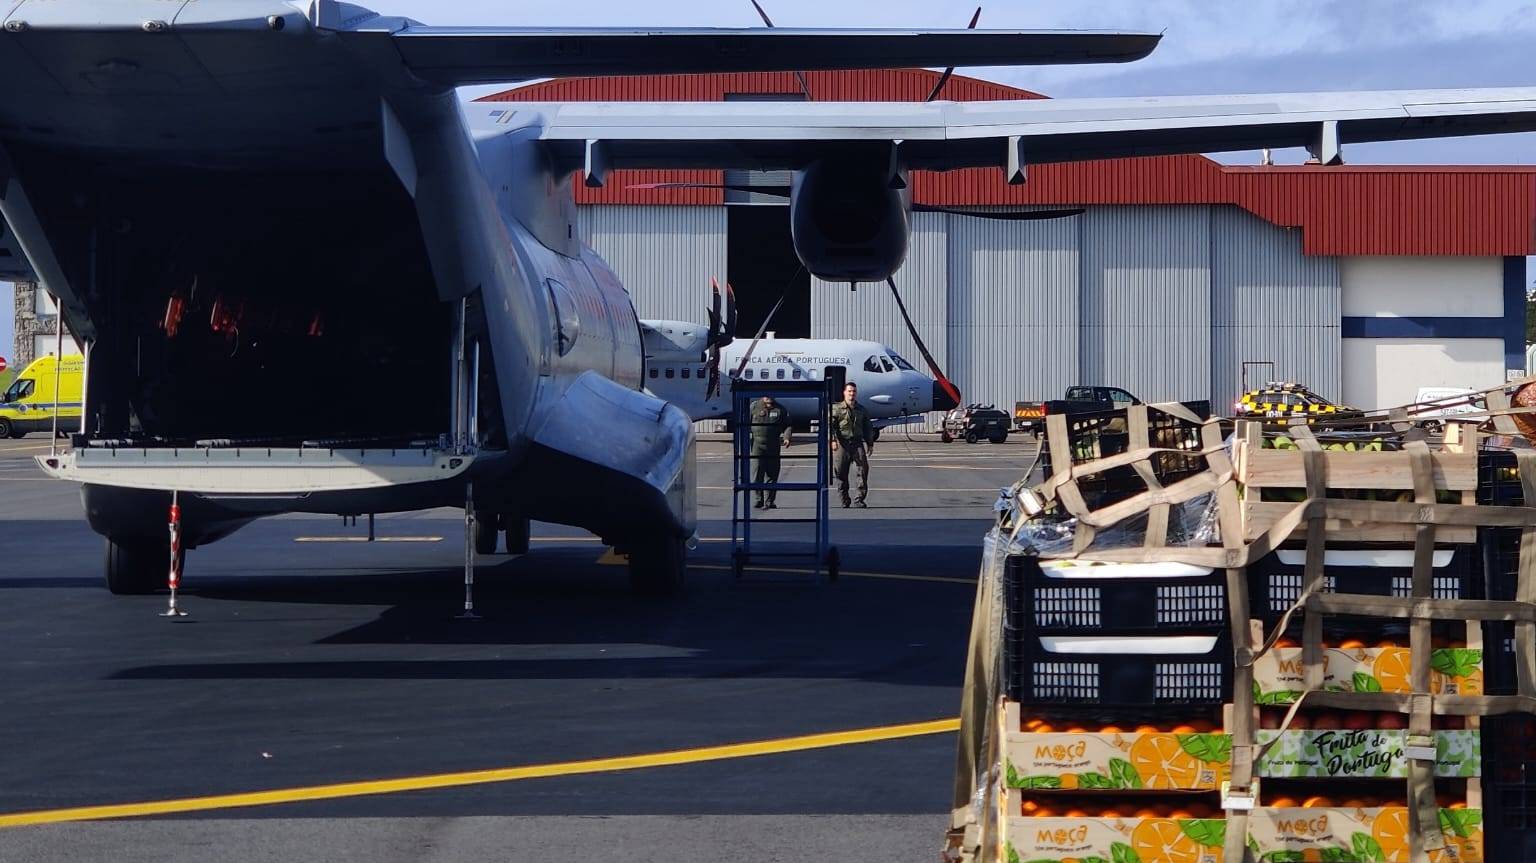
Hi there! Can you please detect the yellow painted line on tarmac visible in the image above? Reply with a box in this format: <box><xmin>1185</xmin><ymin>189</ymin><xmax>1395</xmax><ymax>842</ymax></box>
<box><xmin>0</xmin><ymin>718</ymin><xmax>959</xmax><ymax>828</ymax></box>
<box><xmin>692</xmin><ymin>563</ymin><xmax>972</xmax><ymax>585</ymax></box>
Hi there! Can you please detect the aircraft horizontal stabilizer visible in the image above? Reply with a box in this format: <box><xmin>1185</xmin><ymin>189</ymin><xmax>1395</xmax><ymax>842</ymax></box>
<box><xmin>386</xmin><ymin>27</ymin><xmax>1160</xmax><ymax>86</ymax></box>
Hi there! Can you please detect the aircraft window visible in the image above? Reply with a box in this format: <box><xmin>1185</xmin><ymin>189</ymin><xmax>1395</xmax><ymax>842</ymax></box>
<box><xmin>681</xmin><ymin>368</ymin><xmax>690</xmax><ymax>379</ymax></box>
<box><xmin>545</xmin><ymin>279</ymin><xmax>581</xmax><ymax>356</ymax></box>
<box><xmin>863</xmin><ymin>356</ymin><xmax>884</xmax><ymax>373</ymax></box>
<box><xmin>880</xmin><ymin>357</ymin><xmax>895</xmax><ymax>372</ymax></box>
<box><xmin>649</xmin><ymin>368</ymin><xmax>659</xmax><ymax>379</ymax></box>
<box><xmin>743</xmin><ymin>369</ymin><xmax>752</xmax><ymax>379</ymax></box>
<box><xmin>665</xmin><ymin>368</ymin><xmax>675</xmax><ymax>379</ymax></box>
<box><xmin>776</xmin><ymin>368</ymin><xmax>786</xmax><ymax>380</ymax></box>
<box><xmin>887</xmin><ymin>351</ymin><xmax>915</xmax><ymax>371</ymax></box>
<box><xmin>698</xmin><ymin>367</ymin><xmax>706</xmax><ymax>379</ymax></box>
<box><xmin>4</xmin><ymin>378</ymin><xmax>32</xmax><ymax>402</ymax></box>
<box><xmin>792</xmin><ymin>369</ymin><xmax>803</xmax><ymax>380</ymax></box>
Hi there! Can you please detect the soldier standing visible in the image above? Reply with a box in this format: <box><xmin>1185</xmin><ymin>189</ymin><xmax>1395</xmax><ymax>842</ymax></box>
<box><xmin>829</xmin><ymin>382</ymin><xmax>875</xmax><ymax>508</ymax></box>
<box><xmin>750</xmin><ymin>395</ymin><xmax>793</xmax><ymax>509</ymax></box>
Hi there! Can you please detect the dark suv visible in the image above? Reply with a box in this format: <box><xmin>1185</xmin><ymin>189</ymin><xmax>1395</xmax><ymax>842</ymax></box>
<box><xmin>941</xmin><ymin>404</ymin><xmax>1010</xmax><ymax>444</ymax></box>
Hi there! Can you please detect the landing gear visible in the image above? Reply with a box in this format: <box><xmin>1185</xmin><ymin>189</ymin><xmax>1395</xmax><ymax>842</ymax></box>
<box><xmin>474</xmin><ymin>513</ymin><xmax>500</xmax><ymax>555</ymax></box>
<box><xmin>504</xmin><ymin>515</ymin><xmax>530</xmax><ymax>555</ymax></box>
<box><xmin>104</xmin><ymin>538</ymin><xmax>171</xmax><ymax>595</ymax></box>
<box><xmin>628</xmin><ymin>535</ymin><xmax>686</xmax><ymax>596</ymax></box>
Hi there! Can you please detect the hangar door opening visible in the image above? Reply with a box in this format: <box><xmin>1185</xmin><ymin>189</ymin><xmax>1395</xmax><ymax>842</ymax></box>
<box><xmin>727</xmin><ymin>202</ymin><xmax>811</xmax><ymax>340</ymax></box>
<box><xmin>724</xmin><ymin>91</ymin><xmax>810</xmax><ymax>340</ymax></box>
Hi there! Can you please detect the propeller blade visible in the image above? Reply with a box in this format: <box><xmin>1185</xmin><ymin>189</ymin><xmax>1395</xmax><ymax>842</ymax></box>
<box><xmin>748</xmin><ymin>0</ymin><xmax>776</xmax><ymax>26</ymax></box>
<box><xmin>725</xmin><ymin>282</ymin><xmax>739</xmax><ymax>342</ymax></box>
<box><xmin>708</xmin><ymin>277</ymin><xmax>723</xmax><ymax>343</ymax></box>
<box><xmin>886</xmin><ymin>276</ymin><xmax>962</xmax><ymax>408</ymax></box>
<box><xmin>746</xmin><ymin>0</ymin><xmax>813</xmax><ymax>100</ymax></box>
<box><xmin>732</xmin><ymin>293</ymin><xmax>786</xmax><ymax>380</ymax></box>
<box><xmin>925</xmin><ymin>7</ymin><xmax>981</xmax><ymax>102</ymax></box>
<box><xmin>916</xmin><ymin>206</ymin><xmax>1085</xmax><ymax>221</ymax></box>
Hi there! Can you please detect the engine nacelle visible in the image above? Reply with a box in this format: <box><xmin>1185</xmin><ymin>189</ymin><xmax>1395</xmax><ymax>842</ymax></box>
<box><xmin>789</xmin><ymin>157</ymin><xmax>911</xmax><ymax>283</ymax></box>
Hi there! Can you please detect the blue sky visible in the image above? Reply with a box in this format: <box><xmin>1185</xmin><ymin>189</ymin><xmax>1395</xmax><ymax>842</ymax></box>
<box><xmin>5</xmin><ymin>1</ymin><xmax>1536</xmax><ymax>360</ymax></box>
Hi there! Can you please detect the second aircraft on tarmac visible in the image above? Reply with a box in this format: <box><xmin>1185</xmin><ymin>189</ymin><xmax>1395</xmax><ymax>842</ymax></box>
<box><xmin>640</xmin><ymin>316</ymin><xmax>958</xmax><ymax>431</ymax></box>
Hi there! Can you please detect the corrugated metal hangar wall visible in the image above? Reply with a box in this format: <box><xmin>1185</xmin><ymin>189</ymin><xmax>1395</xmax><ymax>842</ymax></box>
<box><xmin>582</xmin><ymin>203</ymin><xmax>1341</xmax><ymax>427</ymax></box>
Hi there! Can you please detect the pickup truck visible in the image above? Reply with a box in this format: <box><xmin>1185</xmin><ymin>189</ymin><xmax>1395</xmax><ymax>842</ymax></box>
<box><xmin>1013</xmin><ymin>386</ymin><xmax>1140</xmax><ymax>434</ymax></box>
<box><xmin>1015</xmin><ymin>386</ymin><xmax>1214</xmax><ymax>434</ymax></box>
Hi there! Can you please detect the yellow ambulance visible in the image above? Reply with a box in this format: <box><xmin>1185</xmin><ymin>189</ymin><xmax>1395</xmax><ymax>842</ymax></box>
<box><xmin>0</xmin><ymin>354</ymin><xmax>84</xmax><ymax>439</ymax></box>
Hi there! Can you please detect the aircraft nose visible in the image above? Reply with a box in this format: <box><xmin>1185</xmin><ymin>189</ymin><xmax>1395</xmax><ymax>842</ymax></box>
<box><xmin>932</xmin><ymin>379</ymin><xmax>959</xmax><ymax>412</ymax></box>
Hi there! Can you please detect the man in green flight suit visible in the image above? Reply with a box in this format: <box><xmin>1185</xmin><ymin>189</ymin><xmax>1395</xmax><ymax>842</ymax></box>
<box><xmin>750</xmin><ymin>395</ymin><xmax>793</xmax><ymax>509</ymax></box>
<box><xmin>829</xmin><ymin>382</ymin><xmax>875</xmax><ymax>508</ymax></box>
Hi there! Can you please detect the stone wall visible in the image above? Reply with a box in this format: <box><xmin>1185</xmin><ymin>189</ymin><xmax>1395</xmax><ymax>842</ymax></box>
<box><xmin>11</xmin><ymin>281</ymin><xmax>76</xmax><ymax>367</ymax></box>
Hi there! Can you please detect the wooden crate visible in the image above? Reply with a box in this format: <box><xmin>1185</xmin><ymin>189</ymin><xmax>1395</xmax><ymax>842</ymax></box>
<box><xmin>1233</xmin><ymin>422</ymin><xmax>1478</xmax><ymax>543</ymax></box>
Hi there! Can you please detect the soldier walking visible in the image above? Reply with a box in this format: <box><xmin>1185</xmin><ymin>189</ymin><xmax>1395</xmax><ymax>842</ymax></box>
<box><xmin>751</xmin><ymin>395</ymin><xmax>793</xmax><ymax>509</ymax></box>
<box><xmin>829</xmin><ymin>382</ymin><xmax>875</xmax><ymax>508</ymax></box>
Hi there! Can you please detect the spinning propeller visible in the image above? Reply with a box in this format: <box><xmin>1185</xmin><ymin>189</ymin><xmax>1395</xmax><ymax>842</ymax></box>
<box><xmin>705</xmin><ymin>277</ymin><xmax>738</xmax><ymax>400</ymax></box>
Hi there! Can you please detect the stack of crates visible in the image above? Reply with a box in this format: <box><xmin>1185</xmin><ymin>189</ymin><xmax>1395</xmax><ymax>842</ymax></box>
<box><xmin>1474</xmin><ymin>444</ymin><xmax>1536</xmax><ymax>860</ymax></box>
<box><xmin>997</xmin><ymin>422</ymin><xmax>1513</xmax><ymax>863</ymax></box>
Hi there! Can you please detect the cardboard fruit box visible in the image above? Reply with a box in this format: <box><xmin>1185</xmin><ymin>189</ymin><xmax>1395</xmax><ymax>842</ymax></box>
<box><xmin>1004</xmin><ymin>810</ymin><xmax>1483</xmax><ymax>863</ymax></box>
<box><xmin>1004</xmin><ymin>816</ymin><xmax>1225</xmax><ymax>863</ymax></box>
<box><xmin>1006</xmin><ymin>731</ymin><xmax>1478</xmax><ymax>790</ymax></box>
<box><xmin>1253</xmin><ymin>729</ymin><xmax>1479</xmax><ymax>779</ymax></box>
<box><xmin>1253</xmin><ymin>646</ymin><xmax>1483</xmax><ymax>704</ymax></box>
<box><xmin>1247</xmin><ymin>807</ymin><xmax>1483</xmax><ymax>863</ymax></box>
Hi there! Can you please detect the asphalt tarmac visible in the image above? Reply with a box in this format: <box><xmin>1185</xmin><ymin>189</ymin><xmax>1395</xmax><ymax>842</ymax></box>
<box><xmin>0</xmin><ymin>432</ymin><xmax>1038</xmax><ymax>862</ymax></box>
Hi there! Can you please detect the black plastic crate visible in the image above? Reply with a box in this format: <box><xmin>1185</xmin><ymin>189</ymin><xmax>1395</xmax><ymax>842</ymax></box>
<box><xmin>1478</xmin><ymin>448</ymin><xmax>1525</xmax><ymax>507</ymax></box>
<box><xmin>1007</xmin><ymin>554</ymin><xmax>1227</xmax><ymax>635</ymax></box>
<box><xmin>1479</xmin><ymin>528</ymin><xmax>1523</xmax><ymax>695</ymax></box>
<box><xmin>1251</xmin><ymin>545</ymin><xmax>1480</xmax><ymax>622</ymax></box>
<box><xmin>1003</xmin><ymin>554</ymin><xmax>1233</xmax><ymax>706</ymax></box>
<box><xmin>1482</xmin><ymin>714</ymin><xmax>1536</xmax><ymax>862</ymax></box>
<box><xmin>1006</xmin><ymin>630</ymin><xmax>1234</xmax><ymax>706</ymax></box>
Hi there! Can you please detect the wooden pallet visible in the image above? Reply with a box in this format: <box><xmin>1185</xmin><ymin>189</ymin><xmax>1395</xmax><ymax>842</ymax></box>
<box><xmin>1234</xmin><ymin>422</ymin><xmax>1478</xmax><ymax>544</ymax></box>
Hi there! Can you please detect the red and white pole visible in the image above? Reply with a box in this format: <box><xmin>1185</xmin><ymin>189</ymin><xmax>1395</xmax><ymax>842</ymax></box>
<box><xmin>161</xmin><ymin>490</ymin><xmax>188</xmax><ymax>618</ymax></box>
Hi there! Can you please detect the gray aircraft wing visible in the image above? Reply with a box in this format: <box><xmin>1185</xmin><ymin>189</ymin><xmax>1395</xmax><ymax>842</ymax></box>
<box><xmin>507</xmin><ymin>88</ymin><xmax>1536</xmax><ymax>174</ymax></box>
<box><xmin>382</xmin><ymin>27</ymin><xmax>1160</xmax><ymax>85</ymax></box>
<box><xmin>0</xmin><ymin>214</ymin><xmax>35</xmax><ymax>282</ymax></box>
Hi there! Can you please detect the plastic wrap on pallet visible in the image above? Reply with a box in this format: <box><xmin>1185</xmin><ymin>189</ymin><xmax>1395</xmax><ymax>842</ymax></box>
<box><xmin>1010</xmin><ymin>492</ymin><xmax>1220</xmax><ymax>556</ymax></box>
<box><xmin>950</xmin><ymin>526</ymin><xmax>1027</xmax><ymax>859</ymax></box>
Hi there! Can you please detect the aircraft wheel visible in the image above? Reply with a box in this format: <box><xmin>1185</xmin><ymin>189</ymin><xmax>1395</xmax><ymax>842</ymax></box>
<box><xmin>474</xmin><ymin>514</ymin><xmax>500</xmax><ymax>555</ymax></box>
<box><xmin>104</xmin><ymin>537</ymin><xmax>171</xmax><ymax>595</ymax></box>
<box><xmin>0</xmin><ymin>418</ymin><xmax>17</xmax><ymax>439</ymax></box>
<box><xmin>964</xmin><ymin>430</ymin><xmax>979</xmax><ymax>444</ymax></box>
<box><xmin>504</xmin><ymin>515</ymin><xmax>530</xmax><ymax>555</ymax></box>
<box><xmin>629</xmin><ymin>536</ymin><xmax>686</xmax><ymax>596</ymax></box>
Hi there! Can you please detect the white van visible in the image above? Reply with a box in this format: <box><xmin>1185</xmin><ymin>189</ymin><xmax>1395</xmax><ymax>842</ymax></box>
<box><xmin>1413</xmin><ymin>386</ymin><xmax>1479</xmax><ymax>428</ymax></box>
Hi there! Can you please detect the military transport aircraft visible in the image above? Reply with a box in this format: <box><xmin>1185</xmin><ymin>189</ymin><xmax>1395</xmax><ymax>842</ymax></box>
<box><xmin>4</xmin><ymin>1</ymin><xmax>1536</xmax><ymax>597</ymax></box>
<box><xmin>641</xmin><ymin>317</ymin><xmax>958</xmax><ymax>430</ymax></box>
